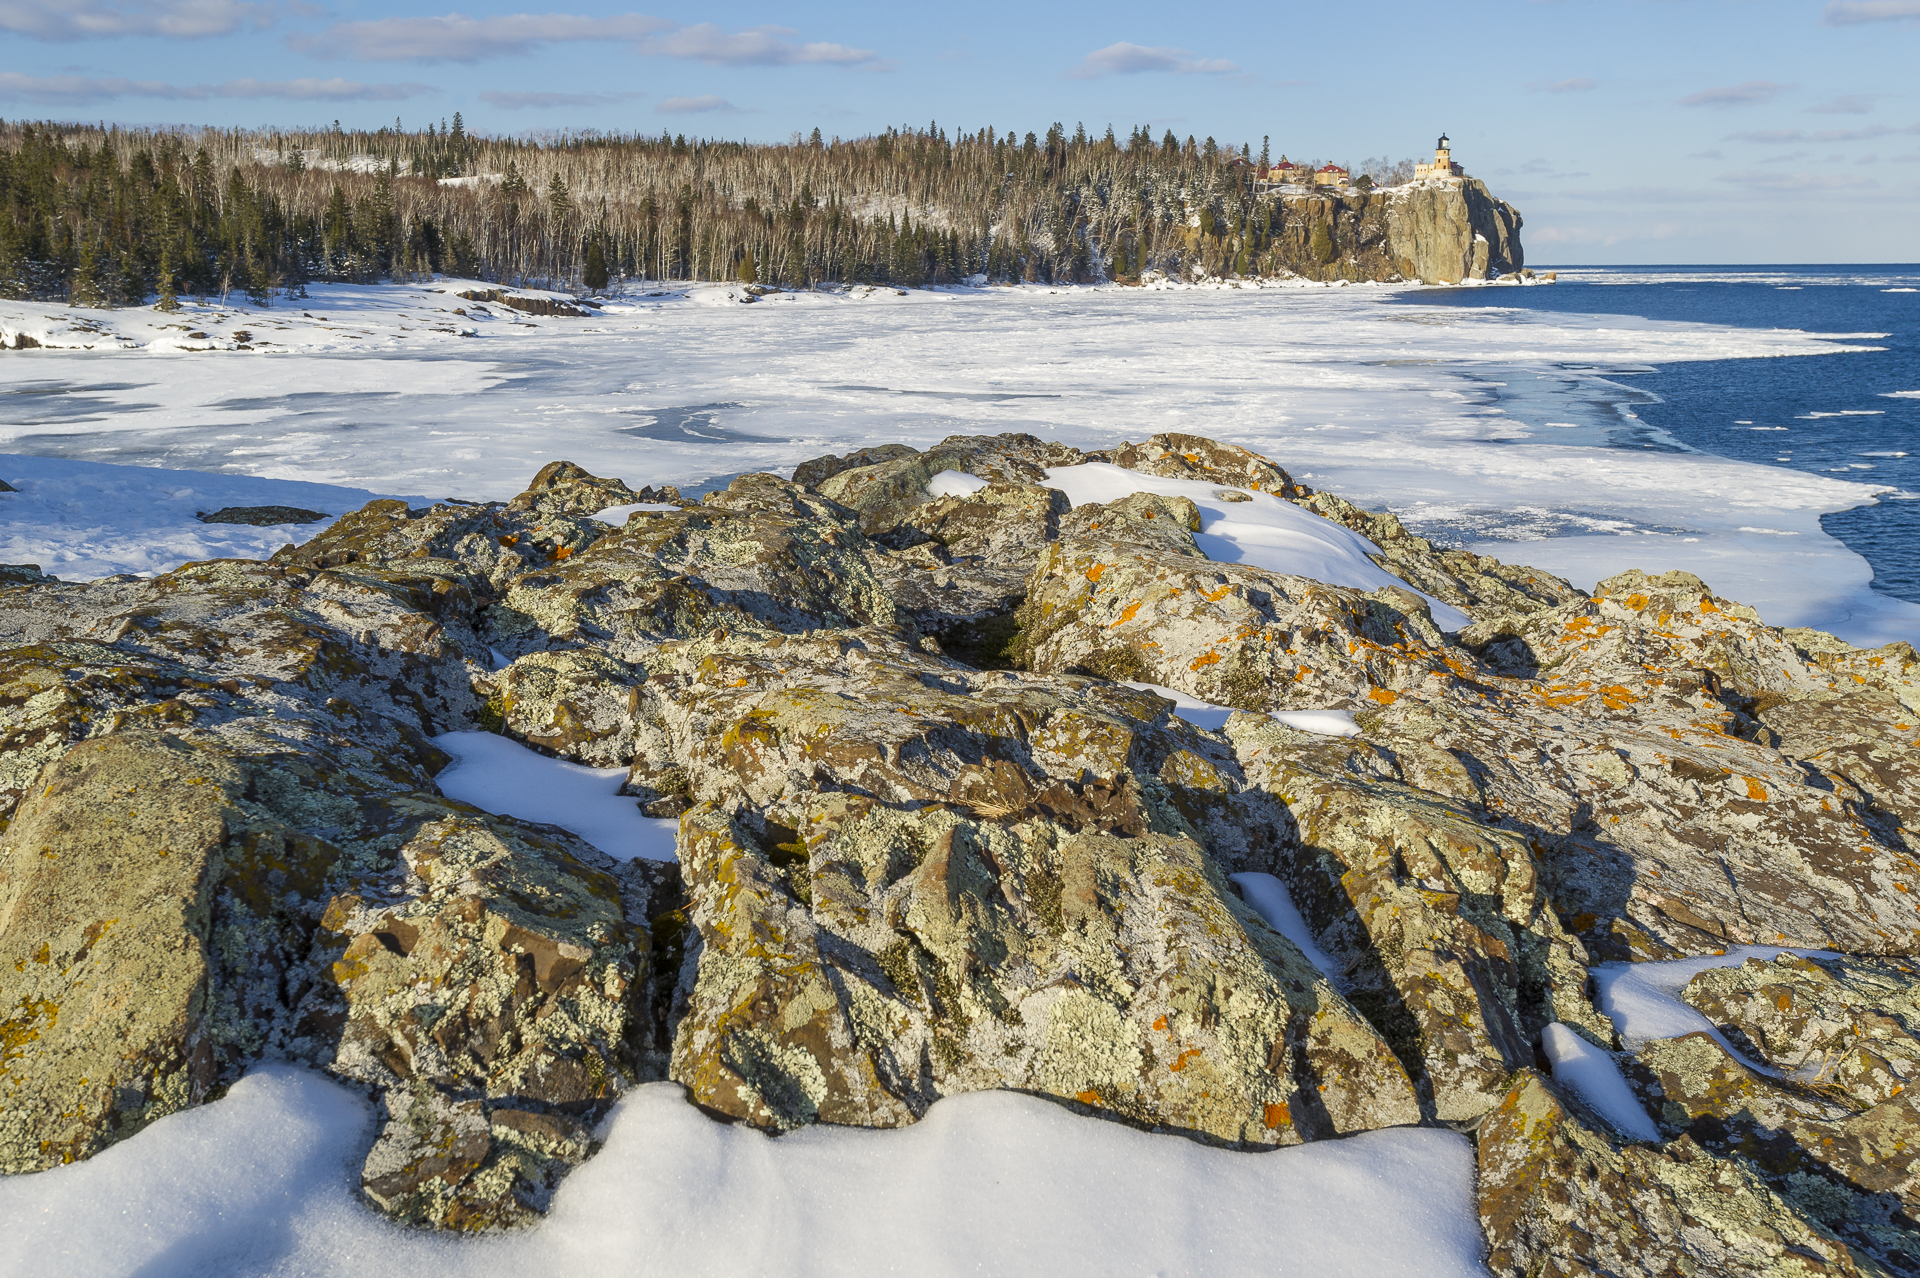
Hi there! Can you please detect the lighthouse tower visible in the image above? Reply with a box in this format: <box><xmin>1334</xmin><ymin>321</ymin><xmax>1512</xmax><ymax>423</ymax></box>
<box><xmin>1415</xmin><ymin>134</ymin><xmax>1464</xmax><ymax>181</ymax></box>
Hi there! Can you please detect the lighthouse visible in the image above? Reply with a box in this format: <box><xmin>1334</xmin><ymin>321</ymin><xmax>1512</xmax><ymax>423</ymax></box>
<box><xmin>1415</xmin><ymin>134</ymin><xmax>1464</xmax><ymax>181</ymax></box>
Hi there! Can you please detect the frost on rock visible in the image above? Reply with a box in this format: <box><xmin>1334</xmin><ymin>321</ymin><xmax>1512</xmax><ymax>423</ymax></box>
<box><xmin>2</xmin><ymin>436</ymin><xmax>1920</xmax><ymax>1270</ymax></box>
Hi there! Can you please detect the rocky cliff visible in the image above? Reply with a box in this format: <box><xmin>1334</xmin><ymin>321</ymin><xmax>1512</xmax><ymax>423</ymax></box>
<box><xmin>2</xmin><ymin>436</ymin><xmax>1918</xmax><ymax>1274</ymax></box>
<box><xmin>1259</xmin><ymin>178</ymin><xmax>1524</xmax><ymax>285</ymax></box>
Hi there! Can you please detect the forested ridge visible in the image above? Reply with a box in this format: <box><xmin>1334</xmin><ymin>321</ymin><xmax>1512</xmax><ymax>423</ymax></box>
<box><xmin>0</xmin><ymin>117</ymin><xmax>1411</xmax><ymax>305</ymax></box>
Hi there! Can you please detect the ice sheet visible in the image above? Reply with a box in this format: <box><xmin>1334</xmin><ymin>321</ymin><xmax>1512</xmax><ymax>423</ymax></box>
<box><xmin>0</xmin><ymin>1065</ymin><xmax>1487</xmax><ymax>1278</ymax></box>
<box><xmin>1540</xmin><ymin>1023</ymin><xmax>1660</xmax><ymax>1142</ymax></box>
<box><xmin>432</xmin><ymin>731</ymin><xmax>679</xmax><ymax>862</ymax></box>
<box><xmin>2</xmin><ymin>280</ymin><xmax>1912</xmax><ymax>644</ymax></box>
<box><xmin>0</xmin><ymin>453</ymin><xmax>410</xmax><ymax>579</ymax></box>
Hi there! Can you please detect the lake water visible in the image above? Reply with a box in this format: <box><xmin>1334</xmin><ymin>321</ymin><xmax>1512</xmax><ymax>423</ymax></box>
<box><xmin>1405</xmin><ymin>265</ymin><xmax>1920</xmax><ymax>604</ymax></box>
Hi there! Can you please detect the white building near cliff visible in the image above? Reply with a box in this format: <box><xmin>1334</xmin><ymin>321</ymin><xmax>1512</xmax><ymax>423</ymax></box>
<box><xmin>1413</xmin><ymin>134</ymin><xmax>1464</xmax><ymax>182</ymax></box>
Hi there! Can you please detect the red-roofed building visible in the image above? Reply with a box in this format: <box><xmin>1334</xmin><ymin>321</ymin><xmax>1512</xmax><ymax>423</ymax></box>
<box><xmin>1312</xmin><ymin>163</ymin><xmax>1350</xmax><ymax>187</ymax></box>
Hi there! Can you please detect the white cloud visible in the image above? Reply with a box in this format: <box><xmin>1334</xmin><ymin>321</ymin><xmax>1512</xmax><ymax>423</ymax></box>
<box><xmin>1808</xmin><ymin>94</ymin><xmax>1880</xmax><ymax>114</ymax></box>
<box><xmin>292</xmin><ymin>13</ymin><xmax>670</xmax><ymax>61</ymax></box>
<box><xmin>1527</xmin><ymin>77</ymin><xmax>1597</xmax><ymax>93</ymax></box>
<box><xmin>1821</xmin><ymin>0</ymin><xmax>1920</xmax><ymax>24</ymax></box>
<box><xmin>655</xmin><ymin>94</ymin><xmax>740</xmax><ymax>114</ymax></box>
<box><xmin>639</xmin><ymin>24</ymin><xmax>876</xmax><ymax>66</ymax></box>
<box><xmin>479</xmin><ymin>89</ymin><xmax>645</xmax><ymax>109</ymax></box>
<box><xmin>1677</xmin><ymin>80</ymin><xmax>1793</xmax><ymax>108</ymax></box>
<box><xmin>1686</xmin><ymin>148</ymin><xmax>1726</xmax><ymax>160</ymax></box>
<box><xmin>291</xmin><ymin>12</ymin><xmax>879</xmax><ymax>67</ymax></box>
<box><xmin>1065</xmin><ymin>42</ymin><xmax>1237</xmax><ymax>79</ymax></box>
<box><xmin>0</xmin><ymin>0</ymin><xmax>269</xmax><ymax>40</ymax></box>
<box><xmin>0</xmin><ymin>70</ymin><xmax>430</xmax><ymax>103</ymax></box>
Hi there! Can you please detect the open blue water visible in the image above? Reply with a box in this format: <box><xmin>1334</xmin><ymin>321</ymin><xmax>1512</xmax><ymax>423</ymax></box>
<box><xmin>1403</xmin><ymin>265</ymin><xmax>1920</xmax><ymax>605</ymax></box>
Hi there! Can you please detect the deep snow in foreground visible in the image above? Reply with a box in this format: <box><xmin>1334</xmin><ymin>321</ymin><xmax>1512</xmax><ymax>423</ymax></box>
<box><xmin>0</xmin><ymin>1067</ymin><xmax>1487</xmax><ymax>1278</ymax></box>
<box><xmin>432</xmin><ymin>732</ymin><xmax>679</xmax><ymax>862</ymax></box>
<box><xmin>1</xmin><ymin>277</ymin><xmax>1913</xmax><ymax>645</ymax></box>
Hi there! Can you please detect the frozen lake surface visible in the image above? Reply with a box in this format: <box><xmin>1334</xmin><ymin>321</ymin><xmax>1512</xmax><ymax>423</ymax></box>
<box><xmin>1</xmin><ymin>277</ymin><xmax>1914</xmax><ymax>644</ymax></box>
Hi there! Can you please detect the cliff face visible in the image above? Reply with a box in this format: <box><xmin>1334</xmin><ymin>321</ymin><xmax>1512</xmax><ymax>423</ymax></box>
<box><xmin>1260</xmin><ymin>178</ymin><xmax>1523</xmax><ymax>285</ymax></box>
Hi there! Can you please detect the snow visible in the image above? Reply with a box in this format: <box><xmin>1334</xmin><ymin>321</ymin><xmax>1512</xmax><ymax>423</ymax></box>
<box><xmin>0</xmin><ymin>454</ymin><xmax>411</xmax><ymax>580</ymax></box>
<box><xmin>1120</xmin><ymin>680</ymin><xmax>1362</xmax><ymax>739</ymax></box>
<box><xmin>1119</xmin><ymin>679</ymin><xmax>1238</xmax><ymax>730</ymax></box>
<box><xmin>432</xmin><ymin>731</ymin><xmax>679</xmax><ymax>862</ymax></box>
<box><xmin>927</xmin><ymin>467</ymin><xmax>990</xmax><ymax>497</ymax></box>
<box><xmin>1232</xmin><ymin>872</ymin><xmax>1343</xmax><ymax>980</ymax></box>
<box><xmin>1044</xmin><ymin>462</ymin><xmax>1473</xmax><ymax>630</ymax></box>
<box><xmin>0</xmin><ymin>1065</ymin><xmax>1486</xmax><ymax>1278</ymax></box>
<box><xmin>590</xmin><ymin>501</ymin><xmax>682</xmax><ymax>523</ymax></box>
<box><xmin>1272</xmin><ymin>709</ymin><xmax>1363</xmax><ymax>737</ymax></box>
<box><xmin>2</xmin><ymin>278</ymin><xmax>1911</xmax><ymax>644</ymax></box>
<box><xmin>1540</xmin><ymin>1023</ymin><xmax>1660</xmax><ymax>1142</ymax></box>
<box><xmin>1591</xmin><ymin>945</ymin><xmax>1841</xmax><ymax>1068</ymax></box>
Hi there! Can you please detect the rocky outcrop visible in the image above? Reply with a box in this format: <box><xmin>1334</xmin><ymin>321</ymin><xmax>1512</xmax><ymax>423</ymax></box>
<box><xmin>2</xmin><ymin>433</ymin><xmax>1919</xmax><ymax>1273</ymax></box>
<box><xmin>1255</xmin><ymin>179</ymin><xmax>1525</xmax><ymax>284</ymax></box>
<box><xmin>1478</xmin><ymin>1071</ymin><xmax>1886</xmax><ymax>1277</ymax></box>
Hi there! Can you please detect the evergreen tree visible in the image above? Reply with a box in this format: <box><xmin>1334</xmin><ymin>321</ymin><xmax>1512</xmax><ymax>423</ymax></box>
<box><xmin>69</xmin><ymin>235</ymin><xmax>105</xmax><ymax>307</ymax></box>
<box><xmin>583</xmin><ymin>238</ymin><xmax>609</xmax><ymax>289</ymax></box>
<box><xmin>154</xmin><ymin>240</ymin><xmax>179</xmax><ymax>311</ymax></box>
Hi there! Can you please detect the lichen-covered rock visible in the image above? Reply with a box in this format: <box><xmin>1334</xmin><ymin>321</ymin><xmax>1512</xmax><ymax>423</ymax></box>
<box><xmin>1228</xmin><ymin>713</ymin><xmax>1611</xmax><ymax>1122</ymax></box>
<box><xmin>1293</xmin><ymin>489</ymin><xmax>1585</xmax><ymax>620</ymax></box>
<box><xmin>487</xmin><ymin>473</ymin><xmax>900</xmax><ymax>661</ymax></box>
<box><xmin>317</xmin><ymin>815</ymin><xmax>649</xmax><ymax>1228</ymax></box>
<box><xmin>0</xmin><ymin>733</ymin><xmax>331</xmax><ymax>1172</ymax></box>
<box><xmin>875</xmin><ymin>481</ymin><xmax>1069</xmax><ymax>632</ymax></box>
<box><xmin>667</xmin><ymin>793</ymin><xmax>1419</xmax><ymax>1144</ymax></box>
<box><xmin>814</xmin><ymin>433</ymin><xmax>1084</xmax><ymax>535</ymax></box>
<box><xmin>634</xmin><ymin>630</ymin><xmax>1418</xmax><ymax>1142</ymax></box>
<box><xmin>1630</xmin><ymin>1032</ymin><xmax>1920</xmax><ymax>1270</ymax></box>
<box><xmin>505</xmin><ymin>459</ymin><xmax>641</xmax><ymax>517</ymax></box>
<box><xmin>1090</xmin><ymin>433</ymin><xmax>1305</xmax><ymax>498</ymax></box>
<box><xmin>792</xmin><ymin>442</ymin><xmax>919</xmax><ymax>491</ymax></box>
<box><xmin>1478</xmin><ymin>1071</ymin><xmax>1885</xmax><ymax>1277</ymax></box>
<box><xmin>484</xmin><ymin>649</ymin><xmax>643</xmax><ymax>767</ymax></box>
<box><xmin>1682</xmin><ymin>954</ymin><xmax>1920</xmax><ymax>1108</ymax></box>
<box><xmin>1018</xmin><ymin>486</ymin><xmax>1456</xmax><ymax>706</ymax></box>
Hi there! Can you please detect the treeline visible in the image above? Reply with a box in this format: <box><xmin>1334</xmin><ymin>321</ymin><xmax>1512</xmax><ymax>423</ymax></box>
<box><xmin>0</xmin><ymin>117</ymin><xmax>1405</xmax><ymax>305</ymax></box>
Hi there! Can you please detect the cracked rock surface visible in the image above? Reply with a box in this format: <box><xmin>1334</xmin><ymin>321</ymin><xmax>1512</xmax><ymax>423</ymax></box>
<box><xmin>1</xmin><ymin>431</ymin><xmax>1918</xmax><ymax>1271</ymax></box>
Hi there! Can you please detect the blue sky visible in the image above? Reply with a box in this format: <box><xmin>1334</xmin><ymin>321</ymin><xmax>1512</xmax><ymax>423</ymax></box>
<box><xmin>2</xmin><ymin>0</ymin><xmax>1916</xmax><ymax>262</ymax></box>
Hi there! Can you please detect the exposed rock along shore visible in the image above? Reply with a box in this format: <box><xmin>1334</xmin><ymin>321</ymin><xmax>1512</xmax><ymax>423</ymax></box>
<box><xmin>1</xmin><ymin>436</ymin><xmax>1916</xmax><ymax>1272</ymax></box>
<box><xmin>1254</xmin><ymin>177</ymin><xmax>1524</xmax><ymax>284</ymax></box>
